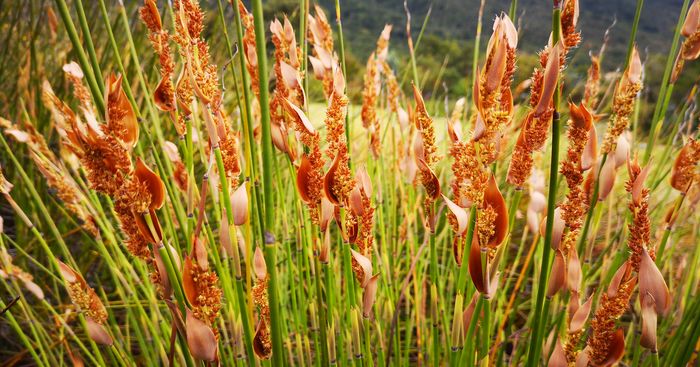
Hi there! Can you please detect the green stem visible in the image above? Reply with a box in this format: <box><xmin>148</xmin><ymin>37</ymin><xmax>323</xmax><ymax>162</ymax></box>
<box><xmin>250</xmin><ymin>0</ymin><xmax>285</xmax><ymax>364</ymax></box>
<box><xmin>52</xmin><ymin>0</ymin><xmax>105</xmax><ymax>113</ymax></box>
<box><xmin>315</xmin><ymin>255</ymin><xmax>330</xmax><ymax>366</ymax></box>
<box><xmin>644</xmin><ymin>0</ymin><xmax>691</xmax><ymax>163</ymax></box>
<box><xmin>526</xmin><ymin>5</ymin><xmax>561</xmax><ymax>366</ymax></box>
<box><xmin>214</xmin><ymin>148</ymin><xmax>255</xmax><ymax>365</ymax></box>
<box><xmin>656</xmin><ymin>194</ymin><xmax>685</xmax><ymax>264</ymax></box>
<box><xmin>624</xmin><ymin>0</ymin><xmax>644</xmax><ymax>71</ymax></box>
<box><xmin>73</xmin><ymin>0</ymin><xmax>104</xmax><ymax>93</ymax></box>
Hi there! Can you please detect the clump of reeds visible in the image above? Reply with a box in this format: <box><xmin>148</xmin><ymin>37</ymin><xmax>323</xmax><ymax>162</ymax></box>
<box><xmin>2</xmin><ymin>0</ymin><xmax>700</xmax><ymax>366</ymax></box>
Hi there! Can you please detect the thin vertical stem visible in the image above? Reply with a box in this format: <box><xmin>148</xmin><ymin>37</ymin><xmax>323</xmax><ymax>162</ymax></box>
<box><xmin>52</xmin><ymin>0</ymin><xmax>105</xmax><ymax>113</ymax></box>
<box><xmin>250</xmin><ymin>0</ymin><xmax>285</xmax><ymax>364</ymax></box>
<box><xmin>644</xmin><ymin>0</ymin><xmax>690</xmax><ymax>163</ymax></box>
<box><xmin>526</xmin><ymin>3</ymin><xmax>561</xmax><ymax>365</ymax></box>
<box><xmin>73</xmin><ymin>0</ymin><xmax>104</xmax><ymax>93</ymax></box>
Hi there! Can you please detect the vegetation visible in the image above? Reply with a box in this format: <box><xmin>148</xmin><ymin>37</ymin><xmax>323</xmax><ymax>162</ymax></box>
<box><xmin>0</xmin><ymin>0</ymin><xmax>700</xmax><ymax>366</ymax></box>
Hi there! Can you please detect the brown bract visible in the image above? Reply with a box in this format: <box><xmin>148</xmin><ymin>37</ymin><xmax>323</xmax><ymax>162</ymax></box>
<box><xmin>482</xmin><ymin>175</ymin><xmax>508</xmax><ymax>249</ymax></box>
<box><xmin>670</xmin><ymin>138</ymin><xmax>700</xmax><ymax>192</ymax></box>
<box><xmin>134</xmin><ymin>158</ymin><xmax>165</xmax><ymax>211</ymax></box>
<box><xmin>105</xmin><ymin>73</ymin><xmax>138</xmax><ymax>149</ymax></box>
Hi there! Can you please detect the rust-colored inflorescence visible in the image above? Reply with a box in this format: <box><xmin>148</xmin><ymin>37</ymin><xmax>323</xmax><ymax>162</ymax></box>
<box><xmin>140</xmin><ymin>0</ymin><xmax>178</xmax><ymax>129</ymax></box>
<box><xmin>323</xmin><ymin>67</ymin><xmax>355</xmax><ymax>206</ymax></box>
<box><xmin>414</xmin><ymin>85</ymin><xmax>439</xmax><ymax>167</ymax></box>
<box><xmin>362</xmin><ymin>52</ymin><xmax>381</xmax><ymax>157</ymax></box>
<box><xmin>270</xmin><ymin>17</ymin><xmax>304</xmax><ymax>127</ymax></box>
<box><xmin>216</xmin><ymin>113</ymin><xmax>242</xmax><ymax>188</ymax></box>
<box><xmin>307</xmin><ymin>5</ymin><xmax>336</xmax><ymax>98</ymax></box>
<box><xmin>349</xmin><ymin>169</ymin><xmax>376</xmax><ymax>256</ymax></box>
<box><xmin>507</xmin><ymin>0</ymin><xmax>581</xmax><ymax>187</ymax></box>
<box><xmin>449</xmin><ymin>14</ymin><xmax>517</xmax><ymax>209</ymax></box>
<box><xmin>238</xmin><ymin>1</ymin><xmax>260</xmax><ymax>100</ymax></box>
<box><xmin>0</xmin><ymin>116</ymin><xmax>98</xmax><ymax>236</ymax></box>
<box><xmin>286</xmin><ymin>102</ymin><xmax>325</xmax><ymax>224</ymax></box>
<box><xmin>252</xmin><ymin>248</ymin><xmax>272</xmax><ymax>359</ymax></box>
<box><xmin>58</xmin><ymin>262</ymin><xmax>113</xmax><ymax>346</ymax></box>
<box><xmin>173</xmin><ymin>0</ymin><xmax>222</xmax><ymax>111</ymax></box>
<box><xmin>183</xmin><ymin>239</ymin><xmax>223</xmax><ymax>328</ymax></box>
<box><xmin>670</xmin><ymin>138</ymin><xmax>700</xmax><ymax>192</ymax></box>
<box><xmin>625</xmin><ymin>157</ymin><xmax>653</xmax><ymax>271</ymax></box>
<box><xmin>47</xmin><ymin>64</ymin><xmax>169</xmax><ymax>264</ymax></box>
<box><xmin>446</xmin><ymin>15</ymin><xmax>517</xmax><ymax>271</ymax></box>
<box><xmin>361</xmin><ymin>25</ymin><xmax>392</xmax><ymax>158</ymax></box>
<box><xmin>601</xmin><ymin>47</ymin><xmax>642</xmax><ymax>154</ymax></box>
<box><xmin>584</xmin><ymin>54</ymin><xmax>601</xmax><ymax>109</ymax></box>
<box><xmin>587</xmin><ymin>156</ymin><xmax>656</xmax><ymax>364</ymax></box>
<box><xmin>559</xmin><ymin>102</ymin><xmax>594</xmax><ymax>232</ymax></box>
<box><xmin>588</xmin><ymin>262</ymin><xmax>635</xmax><ymax>366</ymax></box>
<box><xmin>549</xmin><ymin>102</ymin><xmax>596</xmax><ymax>362</ymax></box>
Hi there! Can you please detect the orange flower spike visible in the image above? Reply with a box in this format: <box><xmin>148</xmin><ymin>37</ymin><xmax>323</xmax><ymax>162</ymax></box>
<box><xmin>417</xmin><ymin>158</ymin><xmax>441</xmax><ymax>203</ymax></box>
<box><xmin>181</xmin><ymin>237</ymin><xmax>222</xmax><ymax>328</ymax></box>
<box><xmin>561</xmin><ymin>0</ymin><xmax>581</xmax><ymax>49</ymax></box>
<box><xmin>670</xmin><ymin>138</ymin><xmax>700</xmax><ymax>192</ymax></box>
<box><xmin>251</xmin><ymin>247</ymin><xmax>271</xmax><ymax>359</ymax></box>
<box><xmin>413</xmin><ymin>84</ymin><xmax>439</xmax><ymax>167</ymax></box>
<box><xmin>601</xmin><ymin>46</ymin><xmax>643</xmax><ymax>154</ymax></box>
<box><xmin>599</xmin><ymin>329</ymin><xmax>626</xmax><ymax>366</ymax></box>
<box><xmin>253</xmin><ymin>318</ymin><xmax>272</xmax><ymax>359</ymax></box>
<box><xmin>588</xmin><ymin>259</ymin><xmax>635</xmax><ymax>365</ymax></box>
<box><xmin>584</xmin><ymin>54</ymin><xmax>602</xmax><ymax>108</ymax></box>
<box><xmin>237</xmin><ymin>0</ymin><xmax>260</xmax><ymax>98</ymax></box>
<box><xmin>57</xmin><ymin>261</ymin><xmax>113</xmax><ymax>346</ymax></box>
<box><xmin>140</xmin><ymin>0</ymin><xmax>162</xmax><ymax>32</ymax></box>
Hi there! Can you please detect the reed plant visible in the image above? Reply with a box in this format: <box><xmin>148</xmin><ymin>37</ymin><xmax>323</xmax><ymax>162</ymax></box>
<box><xmin>1</xmin><ymin>0</ymin><xmax>700</xmax><ymax>366</ymax></box>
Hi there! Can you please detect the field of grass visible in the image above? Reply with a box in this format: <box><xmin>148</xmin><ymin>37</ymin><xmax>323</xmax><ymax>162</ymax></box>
<box><xmin>1</xmin><ymin>0</ymin><xmax>700</xmax><ymax>366</ymax></box>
